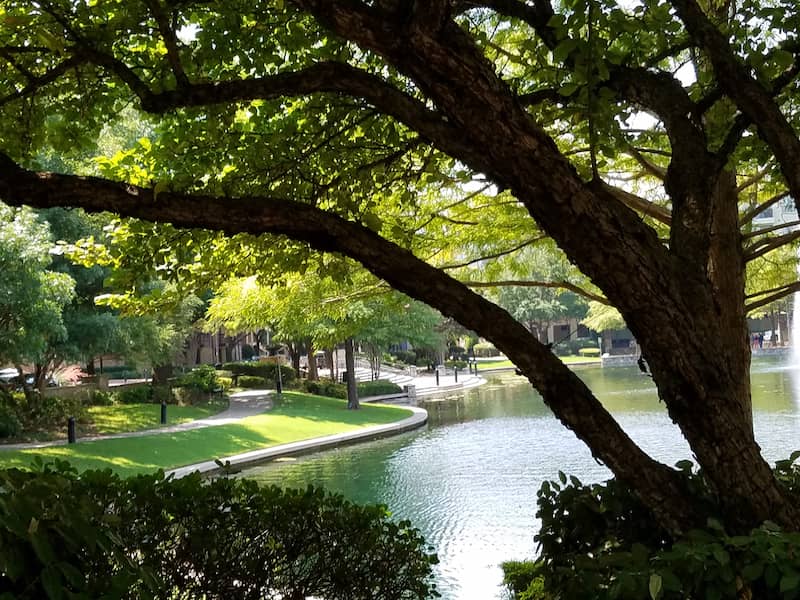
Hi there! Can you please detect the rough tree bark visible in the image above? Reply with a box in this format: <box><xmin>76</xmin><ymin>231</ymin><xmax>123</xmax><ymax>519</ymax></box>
<box><xmin>344</xmin><ymin>337</ymin><xmax>359</xmax><ymax>410</ymax></box>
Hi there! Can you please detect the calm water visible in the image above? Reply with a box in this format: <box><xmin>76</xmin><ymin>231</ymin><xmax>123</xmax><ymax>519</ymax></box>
<box><xmin>240</xmin><ymin>356</ymin><xmax>800</xmax><ymax>599</ymax></box>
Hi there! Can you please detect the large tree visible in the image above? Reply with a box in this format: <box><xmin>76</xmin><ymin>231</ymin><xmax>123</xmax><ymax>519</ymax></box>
<box><xmin>2</xmin><ymin>0</ymin><xmax>800</xmax><ymax>535</ymax></box>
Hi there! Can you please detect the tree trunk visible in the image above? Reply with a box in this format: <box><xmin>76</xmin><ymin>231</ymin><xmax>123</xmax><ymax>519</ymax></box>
<box><xmin>307</xmin><ymin>340</ymin><xmax>318</xmax><ymax>381</ymax></box>
<box><xmin>344</xmin><ymin>337</ymin><xmax>359</xmax><ymax>410</ymax></box>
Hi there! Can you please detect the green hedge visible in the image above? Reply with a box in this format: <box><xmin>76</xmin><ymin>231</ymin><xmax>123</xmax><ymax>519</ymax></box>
<box><xmin>222</xmin><ymin>361</ymin><xmax>296</xmax><ymax>383</ymax></box>
<box><xmin>0</xmin><ymin>463</ymin><xmax>438</xmax><ymax>599</ymax></box>
<box><xmin>301</xmin><ymin>379</ymin><xmax>403</xmax><ymax>399</ymax></box>
<box><xmin>238</xmin><ymin>375</ymin><xmax>268</xmax><ymax>388</ymax></box>
<box><xmin>358</xmin><ymin>380</ymin><xmax>403</xmax><ymax>396</ymax></box>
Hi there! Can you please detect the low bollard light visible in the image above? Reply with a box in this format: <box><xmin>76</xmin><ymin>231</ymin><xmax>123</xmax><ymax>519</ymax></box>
<box><xmin>67</xmin><ymin>416</ymin><xmax>76</xmax><ymax>444</ymax></box>
<box><xmin>161</xmin><ymin>401</ymin><xmax>167</xmax><ymax>425</ymax></box>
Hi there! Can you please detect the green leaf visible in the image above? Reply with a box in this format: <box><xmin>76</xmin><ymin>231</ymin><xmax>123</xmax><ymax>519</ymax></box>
<box><xmin>781</xmin><ymin>573</ymin><xmax>800</xmax><ymax>593</ymax></box>
<box><xmin>648</xmin><ymin>573</ymin><xmax>662</xmax><ymax>599</ymax></box>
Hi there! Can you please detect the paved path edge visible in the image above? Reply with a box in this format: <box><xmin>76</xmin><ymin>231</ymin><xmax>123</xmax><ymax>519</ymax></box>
<box><xmin>167</xmin><ymin>405</ymin><xmax>428</xmax><ymax>479</ymax></box>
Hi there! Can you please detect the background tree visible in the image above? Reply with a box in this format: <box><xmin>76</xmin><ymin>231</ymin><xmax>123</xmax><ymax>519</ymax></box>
<box><xmin>0</xmin><ymin>204</ymin><xmax>74</xmax><ymax>397</ymax></box>
<box><xmin>5</xmin><ymin>0</ymin><xmax>800</xmax><ymax>535</ymax></box>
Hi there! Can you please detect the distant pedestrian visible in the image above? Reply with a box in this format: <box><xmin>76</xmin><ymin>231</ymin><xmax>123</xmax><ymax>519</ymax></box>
<box><xmin>758</xmin><ymin>332</ymin><xmax>764</xmax><ymax>349</ymax></box>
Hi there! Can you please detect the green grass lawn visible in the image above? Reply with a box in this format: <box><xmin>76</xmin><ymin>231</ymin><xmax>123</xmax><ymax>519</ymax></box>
<box><xmin>0</xmin><ymin>392</ymin><xmax>412</xmax><ymax>476</ymax></box>
<box><xmin>85</xmin><ymin>402</ymin><xmax>226</xmax><ymax>435</ymax></box>
<box><xmin>477</xmin><ymin>355</ymin><xmax>601</xmax><ymax>369</ymax></box>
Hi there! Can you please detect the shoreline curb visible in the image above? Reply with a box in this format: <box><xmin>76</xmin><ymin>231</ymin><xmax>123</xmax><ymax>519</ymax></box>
<box><xmin>167</xmin><ymin>405</ymin><xmax>428</xmax><ymax>478</ymax></box>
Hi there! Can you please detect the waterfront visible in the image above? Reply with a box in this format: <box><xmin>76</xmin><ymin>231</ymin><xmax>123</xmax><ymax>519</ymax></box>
<box><xmin>241</xmin><ymin>357</ymin><xmax>800</xmax><ymax>598</ymax></box>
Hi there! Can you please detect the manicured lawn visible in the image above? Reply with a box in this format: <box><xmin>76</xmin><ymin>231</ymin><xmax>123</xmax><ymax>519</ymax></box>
<box><xmin>559</xmin><ymin>355</ymin><xmax>602</xmax><ymax>364</ymax></box>
<box><xmin>85</xmin><ymin>402</ymin><xmax>226</xmax><ymax>435</ymax></box>
<box><xmin>477</xmin><ymin>355</ymin><xmax>601</xmax><ymax>369</ymax></box>
<box><xmin>0</xmin><ymin>392</ymin><xmax>412</xmax><ymax>476</ymax></box>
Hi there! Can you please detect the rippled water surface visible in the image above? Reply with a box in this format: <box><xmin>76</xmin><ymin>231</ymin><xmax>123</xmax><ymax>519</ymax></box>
<box><xmin>240</xmin><ymin>356</ymin><xmax>800</xmax><ymax>599</ymax></box>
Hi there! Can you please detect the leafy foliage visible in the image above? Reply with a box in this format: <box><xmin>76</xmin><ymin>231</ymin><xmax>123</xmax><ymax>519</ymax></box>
<box><xmin>531</xmin><ymin>454</ymin><xmax>800</xmax><ymax>599</ymax></box>
<box><xmin>172</xmin><ymin>365</ymin><xmax>219</xmax><ymax>394</ymax></box>
<box><xmin>301</xmin><ymin>379</ymin><xmax>402</xmax><ymax>399</ymax></box>
<box><xmin>223</xmin><ymin>361</ymin><xmax>296</xmax><ymax>384</ymax></box>
<box><xmin>0</xmin><ymin>204</ymin><xmax>75</xmax><ymax>376</ymax></box>
<box><xmin>0</xmin><ymin>462</ymin><xmax>439</xmax><ymax>599</ymax></box>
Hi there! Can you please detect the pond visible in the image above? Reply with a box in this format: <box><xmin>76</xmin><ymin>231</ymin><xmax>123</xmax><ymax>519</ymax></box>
<box><xmin>239</xmin><ymin>356</ymin><xmax>800</xmax><ymax>599</ymax></box>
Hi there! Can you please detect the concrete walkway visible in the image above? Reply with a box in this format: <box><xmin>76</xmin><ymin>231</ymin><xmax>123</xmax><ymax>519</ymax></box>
<box><xmin>0</xmin><ymin>390</ymin><xmax>273</xmax><ymax>451</ymax></box>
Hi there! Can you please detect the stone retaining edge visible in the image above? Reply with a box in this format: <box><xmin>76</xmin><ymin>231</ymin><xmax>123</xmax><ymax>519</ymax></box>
<box><xmin>167</xmin><ymin>406</ymin><xmax>428</xmax><ymax>479</ymax></box>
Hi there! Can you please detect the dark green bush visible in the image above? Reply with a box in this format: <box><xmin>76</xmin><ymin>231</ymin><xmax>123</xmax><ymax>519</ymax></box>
<box><xmin>115</xmin><ymin>385</ymin><xmax>151</xmax><ymax>404</ymax></box>
<box><xmin>0</xmin><ymin>462</ymin><xmax>439</xmax><ymax>599</ymax></box>
<box><xmin>444</xmin><ymin>360</ymin><xmax>468</xmax><ymax>370</ymax></box>
<box><xmin>173</xmin><ymin>365</ymin><xmax>218</xmax><ymax>393</ymax></box>
<box><xmin>0</xmin><ymin>404</ymin><xmax>21</xmax><ymax>438</ymax></box>
<box><xmin>223</xmin><ymin>361</ymin><xmax>296</xmax><ymax>384</ymax></box>
<box><xmin>301</xmin><ymin>379</ymin><xmax>402</xmax><ymax>399</ymax></box>
<box><xmin>238</xmin><ymin>375</ymin><xmax>268</xmax><ymax>388</ymax></box>
<box><xmin>358</xmin><ymin>380</ymin><xmax>403</xmax><ymax>396</ymax></box>
<box><xmin>23</xmin><ymin>395</ymin><xmax>86</xmax><ymax>431</ymax></box>
<box><xmin>532</xmin><ymin>455</ymin><xmax>800</xmax><ymax>599</ymax></box>
<box><xmin>302</xmin><ymin>379</ymin><xmax>347</xmax><ymax>398</ymax></box>
<box><xmin>89</xmin><ymin>390</ymin><xmax>114</xmax><ymax>406</ymax></box>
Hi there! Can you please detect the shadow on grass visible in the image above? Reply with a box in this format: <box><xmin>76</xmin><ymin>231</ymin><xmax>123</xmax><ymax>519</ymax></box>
<box><xmin>0</xmin><ymin>392</ymin><xmax>412</xmax><ymax>476</ymax></box>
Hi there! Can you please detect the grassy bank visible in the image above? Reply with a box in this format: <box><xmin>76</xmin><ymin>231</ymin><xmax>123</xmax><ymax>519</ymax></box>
<box><xmin>0</xmin><ymin>392</ymin><xmax>412</xmax><ymax>476</ymax></box>
<box><xmin>477</xmin><ymin>355</ymin><xmax>602</xmax><ymax>370</ymax></box>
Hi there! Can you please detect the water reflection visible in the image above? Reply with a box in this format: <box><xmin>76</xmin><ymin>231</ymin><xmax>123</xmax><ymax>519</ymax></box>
<box><xmin>240</xmin><ymin>359</ymin><xmax>800</xmax><ymax>599</ymax></box>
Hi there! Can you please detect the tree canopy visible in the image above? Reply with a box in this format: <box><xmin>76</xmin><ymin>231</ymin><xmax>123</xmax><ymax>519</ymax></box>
<box><xmin>3</xmin><ymin>0</ymin><xmax>800</xmax><ymax>537</ymax></box>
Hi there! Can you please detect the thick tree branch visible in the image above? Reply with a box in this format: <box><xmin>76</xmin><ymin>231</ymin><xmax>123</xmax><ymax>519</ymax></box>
<box><xmin>742</xmin><ymin>219</ymin><xmax>800</xmax><ymax>240</ymax></box>
<box><xmin>143</xmin><ymin>0</ymin><xmax>190</xmax><ymax>87</ymax></box>
<box><xmin>745</xmin><ymin>282</ymin><xmax>800</xmax><ymax>313</ymax></box>
<box><xmin>0</xmin><ymin>152</ymin><xmax>700</xmax><ymax>533</ymax></box>
<box><xmin>464</xmin><ymin>279</ymin><xmax>609</xmax><ymax>304</ymax></box>
<box><xmin>671</xmin><ymin>0</ymin><xmax>800</xmax><ymax>208</ymax></box>
<box><xmin>744</xmin><ymin>229</ymin><xmax>800</xmax><ymax>262</ymax></box>
<box><xmin>739</xmin><ymin>191</ymin><xmax>790</xmax><ymax>227</ymax></box>
<box><xmin>601</xmin><ymin>182</ymin><xmax>672</xmax><ymax>226</ymax></box>
<box><xmin>439</xmin><ymin>236</ymin><xmax>544</xmax><ymax>269</ymax></box>
<box><xmin>0</xmin><ymin>54</ymin><xmax>87</xmax><ymax>107</ymax></box>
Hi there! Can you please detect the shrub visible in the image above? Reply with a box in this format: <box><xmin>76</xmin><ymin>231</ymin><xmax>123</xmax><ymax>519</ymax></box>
<box><xmin>473</xmin><ymin>342</ymin><xmax>499</xmax><ymax>357</ymax></box>
<box><xmin>577</xmin><ymin>347</ymin><xmax>601</xmax><ymax>357</ymax></box>
<box><xmin>532</xmin><ymin>454</ymin><xmax>800</xmax><ymax>599</ymax></box>
<box><xmin>444</xmin><ymin>359</ymin><xmax>468</xmax><ymax>370</ymax></box>
<box><xmin>22</xmin><ymin>395</ymin><xmax>87</xmax><ymax>431</ymax></box>
<box><xmin>302</xmin><ymin>379</ymin><xmax>347</xmax><ymax>398</ymax></box>
<box><xmin>89</xmin><ymin>390</ymin><xmax>114</xmax><ymax>406</ymax></box>
<box><xmin>238</xmin><ymin>375</ymin><xmax>268</xmax><ymax>388</ymax></box>
<box><xmin>0</xmin><ymin>404</ymin><xmax>21</xmax><ymax>438</ymax></box>
<box><xmin>173</xmin><ymin>365</ymin><xmax>218</xmax><ymax>393</ymax></box>
<box><xmin>0</xmin><ymin>463</ymin><xmax>439</xmax><ymax>599</ymax></box>
<box><xmin>358</xmin><ymin>380</ymin><xmax>403</xmax><ymax>396</ymax></box>
<box><xmin>115</xmin><ymin>385</ymin><xmax>151</xmax><ymax>404</ymax></box>
<box><xmin>223</xmin><ymin>361</ymin><xmax>296</xmax><ymax>384</ymax></box>
<box><xmin>502</xmin><ymin>561</ymin><xmax>549</xmax><ymax>600</ymax></box>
